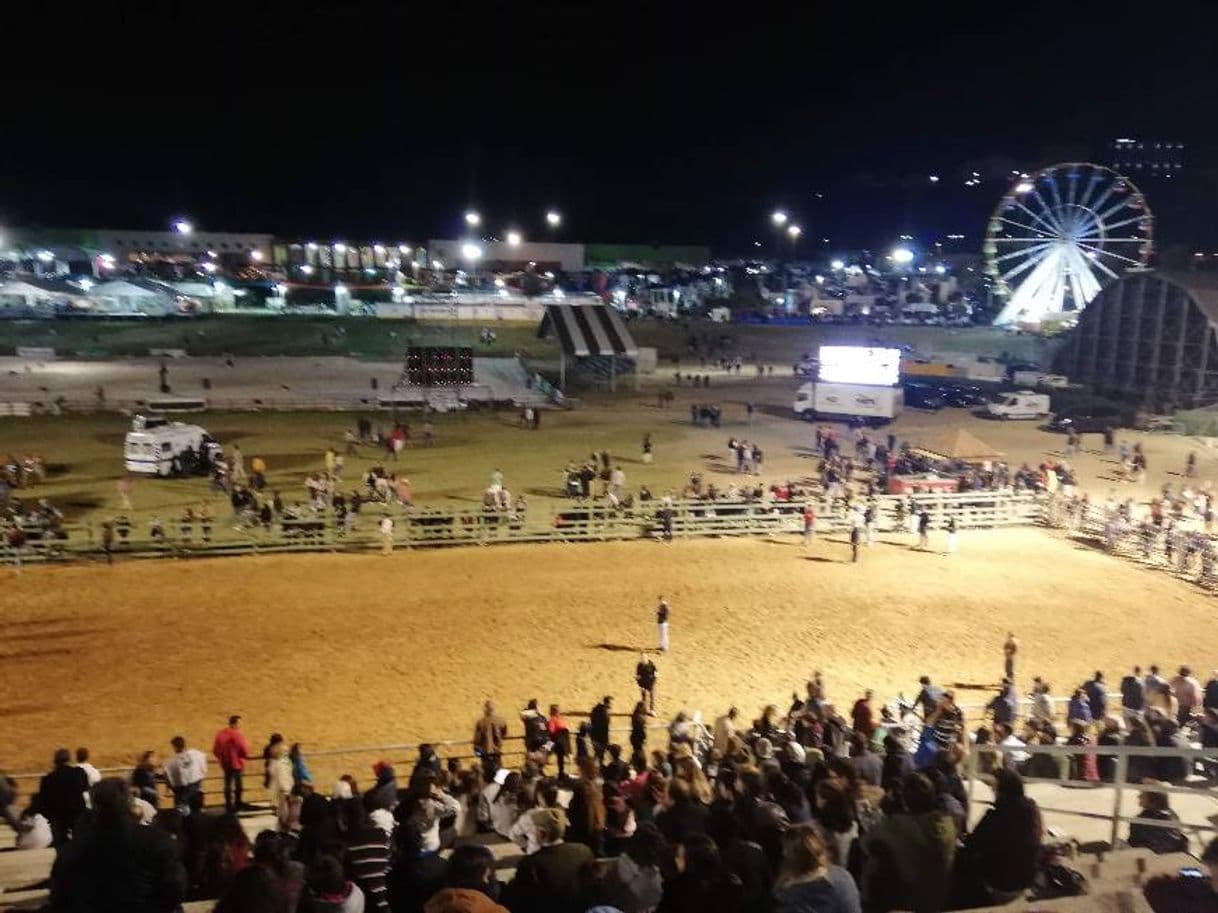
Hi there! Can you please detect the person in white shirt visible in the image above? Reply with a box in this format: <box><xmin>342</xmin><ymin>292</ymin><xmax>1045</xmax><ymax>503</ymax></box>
<box><xmin>379</xmin><ymin>515</ymin><xmax>394</xmax><ymax>555</ymax></box>
<box><xmin>1030</xmin><ymin>679</ymin><xmax>1055</xmax><ymax>724</ymax></box>
<box><xmin>163</xmin><ymin>736</ymin><xmax>208</xmax><ymax>813</ymax></box>
<box><xmin>75</xmin><ymin>747</ymin><xmax>101</xmax><ymax>787</ymax></box>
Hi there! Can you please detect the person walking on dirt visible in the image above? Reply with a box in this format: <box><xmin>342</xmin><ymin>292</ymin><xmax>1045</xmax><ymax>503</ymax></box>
<box><xmin>1187</xmin><ymin>452</ymin><xmax>1197</xmax><ymax>479</ymax></box>
<box><xmin>379</xmin><ymin>515</ymin><xmax>394</xmax><ymax>555</ymax></box>
<box><xmin>1103</xmin><ymin>426</ymin><xmax>1115</xmax><ymax>453</ymax></box>
<box><xmin>101</xmin><ymin>521</ymin><xmax>114</xmax><ymax>565</ymax></box>
<box><xmin>636</xmin><ymin>653</ymin><xmax>658</xmax><ymax>714</ymax></box>
<box><xmin>212</xmin><ymin>715</ymin><xmax>250</xmax><ymax>813</ymax></box>
<box><xmin>850</xmin><ymin>523</ymin><xmax>861</xmax><ymax>563</ymax></box>
<box><xmin>1003</xmin><ymin>632</ymin><xmax>1019</xmax><ymax>680</ymax></box>
<box><xmin>916</xmin><ymin>509</ymin><xmax>931</xmax><ymax>550</ymax></box>
<box><xmin>802</xmin><ymin>502</ymin><xmax>816</xmax><ymax>547</ymax></box>
<box><xmin>945</xmin><ymin>517</ymin><xmax>958</xmax><ymax>556</ymax></box>
<box><xmin>656</xmin><ymin>597</ymin><xmax>670</xmax><ymax>652</ymax></box>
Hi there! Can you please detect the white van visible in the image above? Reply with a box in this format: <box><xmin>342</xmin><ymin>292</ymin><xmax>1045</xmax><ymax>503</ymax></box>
<box><xmin>123</xmin><ymin>415</ymin><xmax>221</xmax><ymax>476</ymax></box>
<box><xmin>986</xmin><ymin>391</ymin><xmax>1051</xmax><ymax>420</ymax></box>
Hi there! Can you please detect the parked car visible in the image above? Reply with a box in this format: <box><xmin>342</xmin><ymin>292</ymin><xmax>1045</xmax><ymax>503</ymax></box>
<box><xmin>901</xmin><ymin>382</ymin><xmax>945</xmax><ymax>411</ymax></box>
<box><xmin>1046</xmin><ymin>407</ymin><xmax>1125</xmax><ymax>434</ymax></box>
<box><xmin>936</xmin><ymin>384</ymin><xmax>989</xmax><ymax>407</ymax></box>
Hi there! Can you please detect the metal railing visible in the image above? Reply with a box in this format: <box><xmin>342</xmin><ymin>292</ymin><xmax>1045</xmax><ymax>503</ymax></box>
<box><xmin>4</xmin><ymin>491</ymin><xmax>1044</xmax><ymax>564</ymax></box>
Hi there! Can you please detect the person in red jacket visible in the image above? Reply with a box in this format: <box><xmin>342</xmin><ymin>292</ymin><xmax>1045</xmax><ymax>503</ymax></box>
<box><xmin>213</xmin><ymin>715</ymin><xmax>250</xmax><ymax>813</ymax></box>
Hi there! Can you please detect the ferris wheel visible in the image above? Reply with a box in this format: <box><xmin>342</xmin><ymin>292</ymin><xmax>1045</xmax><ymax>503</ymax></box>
<box><xmin>983</xmin><ymin>163</ymin><xmax>1153</xmax><ymax>324</ymax></box>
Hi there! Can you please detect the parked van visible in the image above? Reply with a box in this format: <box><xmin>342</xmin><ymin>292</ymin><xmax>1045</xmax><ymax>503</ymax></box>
<box><xmin>986</xmin><ymin>391</ymin><xmax>1051</xmax><ymax>420</ymax></box>
<box><xmin>123</xmin><ymin>415</ymin><xmax>221</xmax><ymax>476</ymax></box>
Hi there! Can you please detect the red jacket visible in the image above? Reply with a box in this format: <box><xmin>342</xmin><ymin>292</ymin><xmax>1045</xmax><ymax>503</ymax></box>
<box><xmin>213</xmin><ymin>726</ymin><xmax>250</xmax><ymax>771</ymax></box>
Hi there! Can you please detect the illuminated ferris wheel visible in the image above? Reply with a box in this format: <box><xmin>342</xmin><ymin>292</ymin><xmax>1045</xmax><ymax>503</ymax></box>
<box><xmin>983</xmin><ymin>163</ymin><xmax>1153</xmax><ymax>325</ymax></box>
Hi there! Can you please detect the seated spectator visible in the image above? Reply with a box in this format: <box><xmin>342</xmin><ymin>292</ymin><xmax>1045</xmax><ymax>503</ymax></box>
<box><xmin>386</xmin><ymin>823</ymin><xmax>446</xmax><ymax>913</ymax></box>
<box><xmin>657</xmin><ymin>777</ymin><xmax>709</xmax><ymax>846</ymax></box>
<box><xmin>600</xmin><ymin>823</ymin><xmax>666</xmax><ymax>913</ymax></box>
<box><xmin>956</xmin><ymin>769</ymin><xmax>1042</xmax><ymax>906</ymax></box>
<box><xmin>1097</xmin><ymin>718</ymin><xmax>1123</xmax><ymax>783</ymax></box>
<box><xmin>861</xmin><ymin>772</ymin><xmax>957</xmax><ymax>913</ymax></box>
<box><xmin>880</xmin><ymin>735</ymin><xmax>913</xmax><ymax>796</ymax></box>
<box><xmin>772</xmin><ymin>822</ymin><xmax>861</xmax><ymax>913</ymax></box>
<box><xmin>300</xmin><ymin>854</ymin><xmax>365</xmax><ymax>913</ymax></box>
<box><xmin>1128</xmin><ymin>788</ymin><xmax>1190</xmax><ymax>854</ymax></box>
<box><xmin>340</xmin><ymin>797</ymin><xmax>392</xmax><ymax>912</ymax></box>
<box><xmin>199</xmin><ymin>812</ymin><xmax>253</xmax><ymax>898</ymax></box>
<box><xmin>813</xmin><ymin>779</ymin><xmax>858</xmax><ymax>870</ymax></box>
<box><xmin>49</xmin><ymin>778</ymin><xmax>187</xmax><ymax>911</ymax></box>
<box><xmin>131</xmin><ymin>750</ymin><xmax>161</xmax><ymax>808</ymax></box>
<box><xmin>847</xmin><ymin>734</ymin><xmax>882</xmax><ymax>788</ymax></box>
<box><xmin>423</xmin><ymin>844</ymin><xmax>507</xmax><ymax>913</ymax></box>
<box><xmin>1144</xmin><ymin>835</ymin><xmax>1218</xmax><ymax>913</ymax></box>
<box><xmin>660</xmin><ymin>833</ymin><xmax>745</xmax><ymax>913</ymax></box>
<box><xmin>565</xmin><ymin>756</ymin><xmax>607</xmax><ymax>855</ymax></box>
<box><xmin>503</xmin><ymin>808</ymin><xmax>595</xmax><ymax>913</ymax></box>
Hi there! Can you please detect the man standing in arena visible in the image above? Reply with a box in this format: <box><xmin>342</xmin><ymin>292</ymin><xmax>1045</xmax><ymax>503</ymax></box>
<box><xmin>473</xmin><ymin>701</ymin><xmax>507</xmax><ymax>780</ymax></box>
<box><xmin>636</xmin><ymin>653</ymin><xmax>658</xmax><ymax>714</ymax></box>
<box><xmin>916</xmin><ymin>509</ymin><xmax>931</xmax><ymax>550</ymax></box>
<box><xmin>590</xmin><ymin>696</ymin><xmax>612</xmax><ymax>765</ymax></box>
<box><xmin>1003</xmin><ymin>632</ymin><xmax>1019</xmax><ymax>680</ymax></box>
<box><xmin>655</xmin><ymin>596</ymin><xmax>670</xmax><ymax>652</ymax></box>
<box><xmin>212</xmin><ymin>715</ymin><xmax>250</xmax><ymax>813</ymax></box>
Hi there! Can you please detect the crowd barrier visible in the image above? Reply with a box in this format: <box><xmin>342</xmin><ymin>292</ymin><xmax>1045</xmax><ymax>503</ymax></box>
<box><xmin>6</xmin><ymin>490</ymin><xmax>1044</xmax><ymax>564</ymax></box>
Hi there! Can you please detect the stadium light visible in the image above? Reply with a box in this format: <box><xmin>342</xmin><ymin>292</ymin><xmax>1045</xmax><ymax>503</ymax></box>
<box><xmin>787</xmin><ymin>224</ymin><xmax>802</xmax><ymax>240</ymax></box>
<box><xmin>398</xmin><ymin>244</ymin><xmax>411</xmax><ymax>254</ymax></box>
<box><xmin>928</xmin><ymin>175</ymin><xmax>940</xmax><ymax>183</ymax></box>
<box><xmin>891</xmin><ymin>247</ymin><xmax>915</xmax><ymax>265</ymax></box>
<box><xmin>830</xmin><ymin>258</ymin><xmax>845</xmax><ymax>271</ymax></box>
<box><xmin>771</xmin><ymin>210</ymin><xmax>788</xmax><ymax>226</ymax></box>
<box><xmin>250</xmin><ymin>250</ymin><xmax>264</xmax><ymax>262</ymax></box>
<box><xmin>461</xmin><ymin>242</ymin><xmax>482</xmax><ymax>261</ymax></box>
<box><xmin>545</xmin><ymin>210</ymin><xmax>562</xmax><ymax>228</ymax></box>
<box><xmin>1015</xmin><ymin>181</ymin><xmax>1034</xmax><ymax>194</ymax></box>
<box><xmin>506</xmin><ymin>230</ymin><xmax>522</xmax><ymax>247</ymax></box>
<box><xmin>464</xmin><ymin>210</ymin><xmax>482</xmax><ymax>228</ymax></box>
<box><xmin>934</xmin><ymin>264</ymin><xmax>947</xmax><ymax>275</ymax></box>
<box><xmin>172</xmin><ymin>219</ymin><xmax>193</xmax><ymax>235</ymax></box>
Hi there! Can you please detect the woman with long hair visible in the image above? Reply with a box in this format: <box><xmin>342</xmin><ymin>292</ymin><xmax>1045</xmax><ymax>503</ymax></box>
<box><xmin>813</xmin><ymin>779</ymin><xmax>858</xmax><ymax>870</ymax></box>
<box><xmin>772</xmin><ymin>823</ymin><xmax>861</xmax><ymax>913</ymax></box>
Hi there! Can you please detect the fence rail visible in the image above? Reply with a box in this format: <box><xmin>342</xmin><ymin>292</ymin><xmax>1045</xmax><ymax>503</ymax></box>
<box><xmin>7</xmin><ymin>491</ymin><xmax>1044</xmax><ymax>564</ymax></box>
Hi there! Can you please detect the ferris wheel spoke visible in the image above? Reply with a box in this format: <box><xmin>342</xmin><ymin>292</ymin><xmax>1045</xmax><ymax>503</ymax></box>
<box><xmin>1074</xmin><ymin>170</ymin><xmax>1104</xmax><ymax>214</ymax></box>
<box><xmin>993</xmin><ymin>242</ymin><xmax>1053</xmax><ymax>264</ymax></box>
<box><xmin>1094</xmin><ymin>195</ymin><xmax>1138</xmax><ymax>225</ymax></box>
<box><xmin>1043</xmin><ymin>178</ymin><xmax>1069</xmax><ymax>230</ymax></box>
<box><xmin>1065</xmin><ymin>170</ymin><xmax>1081</xmax><ymax>210</ymax></box>
<box><xmin>1083</xmin><ymin>181</ymin><xmax>1121</xmax><ymax>223</ymax></box>
<box><xmin>1001</xmin><ymin>249</ymin><xmax>1052</xmax><ymax>283</ymax></box>
<box><xmin>1100</xmin><ymin>214</ymin><xmax>1149</xmax><ymax>233</ymax></box>
<box><xmin>1000</xmin><ymin>214</ymin><xmax>1054</xmax><ymax>237</ymax></box>
<box><xmin>1029</xmin><ymin>190</ymin><xmax>1066</xmax><ymax>234</ymax></box>
<box><xmin>1075</xmin><ymin>241</ymin><xmax>1143</xmax><ymax>267</ymax></box>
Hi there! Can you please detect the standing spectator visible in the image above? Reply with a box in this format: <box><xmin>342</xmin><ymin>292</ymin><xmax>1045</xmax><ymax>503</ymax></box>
<box><xmin>944</xmin><ymin>516</ymin><xmax>958</xmax><ymax>556</ymax></box>
<box><xmin>1171</xmin><ymin>666</ymin><xmax>1203</xmax><ymax>725</ymax></box>
<box><xmin>131</xmin><ymin>751</ymin><xmax>160</xmax><ymax>808</ymax></box>
<box><xmin>713</xmin><ymin>707</ymin><xmax>740</xmax><ymax>756</ymax></box>
<box><xmin>472</xmin><ymin>701</ymin><xmax>507</xmax><ymax>780</ymax></box>
<box><xmin>49</xmin><ymin>778</ymin><xmax>186</xmax><ymax>910</ymax></box>
<box><xmin>266</xmin><ymin>740</ymin><xmax>294</xmax><ymax>831</ymax></box>
<box><xmin>916</xmin><ymin>509</ymin><xmax>931</xmax><ymax>550</ymax></box>
<box><xmin>378</xmin><ymin>514</ymin><xmax>393</xmax><ymax>556</ymax></box>
<box><xmin>75</xmin><ymin>746</ymin><xmax>101</xmax><ymax>787</ymax></box>
<box><xmin>851</xmin><ymin>691</ymin><xmax>876</xmax><ymax>739</ymax></box>
<box><xmin>849</xmin><ymin>523</ymin><xmax>861</xmax><ymax>563</ymax></box>
<box><xmin>38</xmin><ymin>748</ymin><xmax>88</xmax><ymax>847</ymax></box>
<box><xmin>636</xmin><ymin>653</ymin><xmax>658</xmax><ymax>713</ymax></box>
<box><xmin>1084</xmin><ymin>671</ymin><xmax>1109</xmax><ymax>721</ymax></box>
<box><xmin>630</xmin><ymin>701</ymin><xmax>650</xmax><ymax>762</ymax></box>
<box><xmin>590</xmin><ymin>696</ymin><xmax>613</xmax><ymax>766</ymax></box>
<box><xmin>656</xmin><ymin>596</ymin><xmax>670</xmax><ymax>652</ymax></box>
<box><xmin>802</xmin><ymin>502</ymin><xmax>816</xmax><ymax>547</ymax></box>
<box><xmin>987</xmin><ymin>679</ymin><xmax>1018</xmax><ymax>728</ymax></box>
<box><xmin>290</xmin><ymin>743</ymin><xmax>312</xmax><ymax>786</ymax></box>
<box><xmin>213</xmin><ymin>715</ymin><xmax>251</xmax><ymax>814</ymax></box>
<box><xmin>164</xmin><ymin>735</ymin><xmax>208</xmax><ymax>813</ymax></box>
<box><xmin>547</xmin><ymin>704</ymin><xmax>571</xmax><ymax>779</ymax></box>
<box><xmin>1066</xmin><ymin>688</ymin><xmax>1093</xmax><ymax>726</ymax></box>
<box><xmin>1003</xmin><ymin>632</ymin><xmax>1019</xmax><ymax>680</ymax></box>
<box><xmin>1204</xmin><ymin>670</ymin><xmax>1218</xmax><ymax>712</ymax></box>
<box><xmin>914</xmin><ymin>676</ymin><xmax>945</xmax><ymax>720</ymax></box>
<box><xmin>1121</xmin><ymin>665</ymin><xmax>1146</xmax><ymax>721</ymax></box>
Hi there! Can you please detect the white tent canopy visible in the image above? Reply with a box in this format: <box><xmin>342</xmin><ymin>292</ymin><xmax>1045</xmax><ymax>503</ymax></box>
<box><xmin>88</xmin><ymin>280</ymin><xmax>175</xmax><ymax>316</ymax></box>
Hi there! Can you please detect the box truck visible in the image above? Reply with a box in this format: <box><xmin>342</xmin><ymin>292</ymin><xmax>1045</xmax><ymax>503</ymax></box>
<box><xmin>986</xmin><ymin>390</ymin><xmax>1051</xmax><ymax>420</ymax></box>
<box><xmin>793</xmin><ymin>382</ymin><xmax>903</xmax><ymax>425</ymax></box>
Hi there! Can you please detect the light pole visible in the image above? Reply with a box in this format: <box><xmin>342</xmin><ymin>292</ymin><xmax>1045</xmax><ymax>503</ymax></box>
<box><xmin>464</xmin><ymin>210</ymin><xmax>481</xmax><ymax>229</ymax></box>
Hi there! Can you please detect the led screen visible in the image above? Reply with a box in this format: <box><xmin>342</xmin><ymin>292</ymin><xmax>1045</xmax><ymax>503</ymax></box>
<box><xmin>817</xmin><ymin>346</ymin><xmax>901</xmax><ymax>385</ymax></box>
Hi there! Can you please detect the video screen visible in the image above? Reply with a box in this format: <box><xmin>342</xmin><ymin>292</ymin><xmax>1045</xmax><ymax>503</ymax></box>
<box><xmin>817</xmin><ymin>346</ymin><xmax>901</xmax><ymax>386</ymax></box>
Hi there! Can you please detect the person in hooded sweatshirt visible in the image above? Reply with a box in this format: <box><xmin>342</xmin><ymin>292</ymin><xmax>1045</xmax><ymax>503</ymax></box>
<box><xmin>860</xmin><ymin>772</ymin><xmax>956</xmax><ymax>913</ymax></box>
<box><xmin>772</xmin><ymin>823</ymin><xmax>861</xmax><ymax>913</ymax></box>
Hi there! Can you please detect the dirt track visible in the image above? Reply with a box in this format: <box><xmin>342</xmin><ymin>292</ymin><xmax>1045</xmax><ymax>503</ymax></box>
<box><xmin>1</xmin><ymin>528</ymin><xmax>1212</xmax><ymax>777</ymax></box>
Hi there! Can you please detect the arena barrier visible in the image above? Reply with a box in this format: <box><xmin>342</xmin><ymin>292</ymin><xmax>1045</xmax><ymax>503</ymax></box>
<box><xmin>7</xmin><ymin>490</ymin><xmax>1044</xmax><ymax>564</ymax></box>
<box><xmin>1043</xmin><ymin>495</ymin><xmax>1218</xmax><ymax>594</ymax></box>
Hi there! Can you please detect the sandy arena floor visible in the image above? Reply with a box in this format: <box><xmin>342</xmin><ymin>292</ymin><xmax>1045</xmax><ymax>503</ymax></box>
<box><xmin>0</xmin><ymin>528</ymin><xmax>1212</xmax><ymax>778</ymax></box>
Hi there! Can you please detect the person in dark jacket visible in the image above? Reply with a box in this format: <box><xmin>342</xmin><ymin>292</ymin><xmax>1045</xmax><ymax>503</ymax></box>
<box><xmin>708</xmin><ymin>804</ymin><xmax>772</xmax><ymax>913</ymax></box>
<box><xmin>38</xmin><ymin>747</ymin><xmax>89</xmax><ymax>847</ymax></box>
<box><xmin>364</xmin><ymin>761</ymin><xmax>398</xmax><ymax>813</ymax></box>
<box><xmin>1128</xmin><ymin>789</ymin><xmax>1190</xmax><ymax>854</ymax></box>
<box><xmin>957</xmin><ymin>769</ymin><xmax>1043</xmax><ymax>906</ymax></box>
<box><xmin>661</xmin><ymin>833</ymin><xmax>745</xmax><ymax>913</ymax></box>
<box><xmin>848</xmin><ymin>734</ymin><xmax>882</xmax><ymax>787</ymax></box>
<box><xmin>50</xmin><ymin>778</ymin><xmax>187</xmax><ymax>912</ymax></box>
<box><xmin>504</xmin><ymin>808</ymin><xmax>595</xmax><ymax>913</ymax></box>
<box><xmin>590</xmin><ymin>696</ymin><xmax>613</xmax><ymax>766</ymax></box>
<box><xmin>880</xmin><ymin>735</ymin><xmax>914</xmax><ymax>796</ymax></box>
<box><xmin>657</xmin><ymin>778</ymin><xmax>710</xmax><ymax>846</ymax></box>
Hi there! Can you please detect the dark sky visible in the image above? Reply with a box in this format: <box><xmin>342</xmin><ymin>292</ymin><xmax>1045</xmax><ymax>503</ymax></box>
<box><xmin>3</xmin><ymin>1</ymin><xmax>1217</xmax><ymax>254</ymax></box>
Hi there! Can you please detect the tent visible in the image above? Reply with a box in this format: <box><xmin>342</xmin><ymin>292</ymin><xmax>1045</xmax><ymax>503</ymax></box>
<box><xmin>0</xmin><ymin>278</ymin><xmax>92</xmax><ymax>317</ymax></box>
<box><xmin>538</xmin><ymin>302</ymin><xmax>638</xmax><ymax>390</ymax></box>
<box><xmin>87</xmin><ymin>279</ymin><xmax>175</xmax><ymax>316</ymax></box>
<box><xmin>910</xmin><ymin>428</ymin><xmax>1004</xmax><ymax>463</ymax></box>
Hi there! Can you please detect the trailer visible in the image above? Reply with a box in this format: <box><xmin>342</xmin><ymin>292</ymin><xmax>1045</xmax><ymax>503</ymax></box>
<box><xmin>793</xmin><ymin>382</ymin><xmax>903</xmax><ymax>425</ymax></box>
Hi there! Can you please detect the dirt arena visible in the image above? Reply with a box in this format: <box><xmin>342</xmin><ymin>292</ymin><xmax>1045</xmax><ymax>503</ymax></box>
<box><xmin>1</xmin><ymin>527</ymin><xmax>1212</xmax><ymax>778</ymax></box>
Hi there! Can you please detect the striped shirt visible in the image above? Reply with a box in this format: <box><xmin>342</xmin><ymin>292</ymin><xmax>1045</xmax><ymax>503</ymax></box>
<box><xmin>345</xmin><ymin>825</ymin><xmax>392</xmax><ymax>913</ymax></box>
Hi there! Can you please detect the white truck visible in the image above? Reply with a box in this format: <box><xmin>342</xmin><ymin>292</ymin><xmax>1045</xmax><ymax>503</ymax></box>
<box><xmin>123</xmin><ymin>415</ymin><xmax>221</xmax><ymax>476</ymax></box>
<box><xmin>986</xmin><ymin>390</ymin><xmax>1051</xmax><ymax>420</ymax></box>
<box><xmin>793</xmin><ymin>382</ymin><xmax>903</xmax><ymax>425</ymax></box>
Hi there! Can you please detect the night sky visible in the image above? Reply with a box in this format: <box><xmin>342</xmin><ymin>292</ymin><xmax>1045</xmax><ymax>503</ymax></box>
<box><xmin>3</xmin><ymin>1</ymin><xmax>1216</xmax><ymax>253</ymax></box>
